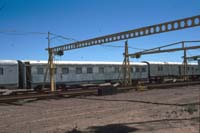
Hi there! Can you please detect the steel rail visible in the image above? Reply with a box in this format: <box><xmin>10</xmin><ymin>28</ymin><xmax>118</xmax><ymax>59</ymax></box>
<box><xmin>0</xmin><ymin>89</ymin><xmax>97</xmax><ymax>102</ymax></box>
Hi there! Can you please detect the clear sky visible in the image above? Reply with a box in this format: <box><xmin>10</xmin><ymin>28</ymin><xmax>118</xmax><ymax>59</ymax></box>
<box><xmin>0</xmin><ymin>0</ymin><xmax>200</xmax><ymax>62</ymax></box>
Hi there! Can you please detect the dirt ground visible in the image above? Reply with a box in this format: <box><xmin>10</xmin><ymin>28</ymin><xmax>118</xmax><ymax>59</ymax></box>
<box><xmin>0</xmin><ymin>85</ymin><xmax>199</xmax><ymax>133</ymax></box>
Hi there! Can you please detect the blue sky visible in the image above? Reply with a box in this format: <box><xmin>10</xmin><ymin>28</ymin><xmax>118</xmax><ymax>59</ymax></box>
<box><xmin>0</xmin><ymin>0</ymin><xmax>200</xmax><ymax>62</ymax></box>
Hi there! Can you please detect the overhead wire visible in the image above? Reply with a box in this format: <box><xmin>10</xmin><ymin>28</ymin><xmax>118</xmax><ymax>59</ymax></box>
<box><xmin>0</xmin><ymin>30</ymin><xmax>47</xmax><ymax>36</ymax></box>
<box><xmin>0</xmin><ymin>30</ymin><xmax>156</xmax><ymax>52</ymax></box>
<box><xmin>49</xmin><ymin>33</ymin><xmax>77</xmax><ymax>42</ymax></box>
<box><xmin>101</xmin><ymin>44</ymin><xmax>146</xmax><ymax>50</ymax></box>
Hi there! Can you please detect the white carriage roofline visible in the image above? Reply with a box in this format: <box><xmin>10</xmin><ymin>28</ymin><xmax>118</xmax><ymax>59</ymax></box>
<box><xmin>24</xmin><ymin>60</ymin><xmax>198</xmax><ymax>65</ymax></box>
<box><xmin>148</xmin><ymin>61</ymin><xmax>198</xmax><ymax>65</ymax></box>
<box><xmin>0</xmin><ymin>60</ymin><xmax>197</xmax><ymax>65</ymax></box>
<box><xmin>0</xmin><ymin>60</ymin><xmax>18</xmax><ymax>64</ymax></box>
<box><xmin>25</xmin><ymin>60</ymin><xmax>146</xmax><ymax>65</ymax></box>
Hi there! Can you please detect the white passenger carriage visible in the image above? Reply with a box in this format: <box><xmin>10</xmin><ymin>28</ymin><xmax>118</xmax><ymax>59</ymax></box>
<box><xmin>0</xmin><ymin>60</ymin><xmax>199</xmax><ymax>89</ymax></box>
<box><xmin>0</xmin><ymin>60</ymin><xmax>19</xmax><ymax>89</ymax></box>
<box><xmin>131</xmin><ymin>62</ymin><xmax>148</xmax><ymax>80</ymax></box>
<box><xmin>26</xmin><ymin>61</ymin><xmax>148</xmax><ymax>89</ymax></box>
<box><xmin>146</xmin><ymin>62</ymin><xmax>200</xmax><ymax>82</ymax></box>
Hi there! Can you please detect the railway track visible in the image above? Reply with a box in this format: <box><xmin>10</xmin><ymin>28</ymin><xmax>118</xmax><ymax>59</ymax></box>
<box><xmin>118</xmin><ymin>81</ymin><xmax>200</xmax><ymax>90</ymax></box>
<box><xmin>0</xmin><ymin>89</ymin><xmax>97</xmax><ymax>102</ymax></box>
<box><xmin>0</xmin><ymin>81</ymin><xmax>200</xmax><ymax>103</ymax></box>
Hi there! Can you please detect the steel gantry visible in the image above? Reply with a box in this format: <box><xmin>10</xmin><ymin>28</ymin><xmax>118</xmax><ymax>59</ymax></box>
<box><xmin>128</xmin><ymin>41</ymin><xmax>200</xmax><ymax>81</ymax></box>
<box><xmin>45</xmin><ymin>15</ymin><xmax>200</xmax><ymax>91</ymax></box>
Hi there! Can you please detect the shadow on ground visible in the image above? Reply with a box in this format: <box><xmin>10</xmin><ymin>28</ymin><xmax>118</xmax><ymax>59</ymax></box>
<box><xmin>87</xmin><ymin>124</ymin><xmax>139</xmax><ymax>133</ymax></box>
<box><xmin>65</xmin><ymin>117</ymin><xmax>199</xmax><ymax>133</ymax></box>
<box><xmin>66</xmin><ymin>124</ymin><xmax>139</xmax><ymax>133</ymax></box>
<box><xmin>66</xmin><ymin>128</ymin><xmax>82</xmax><ymax>133</ymax></box>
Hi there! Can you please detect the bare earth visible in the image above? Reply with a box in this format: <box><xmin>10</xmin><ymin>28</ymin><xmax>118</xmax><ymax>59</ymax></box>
<box><xmin>0</xmin><ymin>85</ymin><xmax>199</xmax><ymax>133</ymax></box>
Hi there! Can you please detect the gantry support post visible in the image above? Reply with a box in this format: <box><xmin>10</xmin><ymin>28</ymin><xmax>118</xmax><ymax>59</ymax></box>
<box><xmin>43</xmin><ymin>32</ymin><xmax>55</xmax><ymax>92</ymax></box>
<box><xmin>42</xmin><ymin>32</ymin><xmax>50</xmax><ymax>90</ymax></box>
<box><xmin>48</xmin><ymin>32</ymin><xmax>56</xmax><ymax>92</ymax></box>
<box><xmin>49</xmin><ymin>48</ymin><xmax>55</xmax><ymax>92</ymax></box>
<box><xmin>122</xmin><ymin>41</ymin><xmax>132</xmax><ymax>86</ymax></box>
<box><xmin>182</xmin><ymin>42</ymin><xmax>188</xmax><ymax>81</ymax></box>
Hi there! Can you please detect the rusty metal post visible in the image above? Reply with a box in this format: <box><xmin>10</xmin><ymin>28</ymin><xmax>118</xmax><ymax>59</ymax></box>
<box><xmin>43</xmin><ymin>32</ymin><xmax>55</xmax><ymax>92</ymax></box>
<box><xmin>42</xmin><ymin>32</ymin><xmax>50</xmax><ymax>90</ymax></box>
<box><xmin>48</xmin><ymin>32</ymin><xmax>55</xmax><ymax>92</ymax></box>
<box><xmin>182</xmin><ymin>42</ymin><xmax>188</xmax><ymax>81</ymax></box>
<box><xmin>122</xmin><ymin>41</ymin><xmax>132</xmax><ymax>86</ymax></box>
<box><xmin>49</xmin><ymin>48</ymin><xmax>55</xmax><ymax>92</ymax></box>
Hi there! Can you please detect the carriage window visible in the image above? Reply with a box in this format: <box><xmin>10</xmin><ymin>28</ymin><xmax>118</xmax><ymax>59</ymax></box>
<box><xmin>136</xmin><ymin>67</ymin><xmax>140</xmax><ymax>72</ymax></box>
<box><xmin>37</xmin><ymin>68</ymin><xmax>44</xmax><ymax>75</ymax></box>
<box><xmin>141</xmin><ymin>67</ymin><xmax>146</xmax><ymax>72</ymax></box>
<box><xmin>0</xmin><ymin>68</ymin><xmax>3</xmax><ymax>75</ymax></box>
<box><xmin>62</xmin><ymin>68</ymin><xmax>69</xmax><ymax>74</ymax></box>
<box><xmin>130</xmin><ymin>67</ymin><xmax>134</xmax><ymax>72</ymax></box>
<box><xmin>76</xmin><ymin>67</ymin><xmax>82</xmax><ymax>74</ymax></box>
<box><xmin>158</xmin><ymin>66</ymin><xmax>163</xmax><ymax>71</ymax></box>
<box><xmin>114</xmin><ymin>67</ymin><xmax>119</xmax><ymax>73</ymax></box>
<box><xmin>99</xmin><ymin>67</ymin><xmax>104</xmax><ymax>73</ymax></box>
<box><xmin>87</xmin><ymin>67</ymin><xmax>93</xmax><ymax>74</ymax></box>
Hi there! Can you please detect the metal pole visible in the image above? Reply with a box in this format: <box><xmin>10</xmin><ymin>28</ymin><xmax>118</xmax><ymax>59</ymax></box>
<box><xmin>48</xmin><ymin>32</ymin><xmax>50</xmax><ymax>49</ymax></box>
<box><xmin>124</xmin><ymin>43</ymin><xmax>127</xmax><ymax>86</ymax></box>
<box><xmin>182</xmin><ymin>42</ymin><xmax>187</xmax><ymax>81</ymax></box>
<box><xmin>47</xmin><ymin>32</ymin><xmax>55</xmax><ymax>92</ymax></box>
<box><xmin>42</xmin><ymin>32</ymin><xmax>51</xmax><ymax>90</ymax></box>
<box><xmin>122</xmin><ymin>41</ymin><xmax>132</xmax><ymax>86</ymax></box>
<box><xmin>125</xmin><ymin>41</ymin><xmax>132</xmax><ymax>86</ymax></box>
<box><xmin>49</xmin><ymin>49</ymin><xmax>55</xmax><ymax>92</ymax></box>
<box><xmin>183</xmin><ymin>49</ymin><xmax>187</xmax><ymax>81</ymax></box>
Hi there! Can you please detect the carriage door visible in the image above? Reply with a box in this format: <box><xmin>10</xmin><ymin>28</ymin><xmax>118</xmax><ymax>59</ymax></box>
<box><xmin>178</xmin><ymin>65</ymin><xmax>181</xmax><ymax>76</ymax></box>
<box><xmin>18</xmin><ymin>61</ymin><xmax>25</xmax><ymax>89</ymax></box>
<box><xmin>25</xmin><ymin>62</ymin><xmax>32</xmax><ymax>89</ymax></box>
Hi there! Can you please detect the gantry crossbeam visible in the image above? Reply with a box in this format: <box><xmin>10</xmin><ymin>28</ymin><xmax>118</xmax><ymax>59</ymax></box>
<box><xmin>186</xmin><ymin>55</ymin><xmax>200</xmax><ymax>60</ymax></box>
<box><xmin>48</xmin><ymin>15</ymin><xmax>200</xmax><ymax>54</ymax></box>
<box><xmin>128</xmin><ymin>41</ymin><xmax>200</xmax><ymax>58</ymax></box>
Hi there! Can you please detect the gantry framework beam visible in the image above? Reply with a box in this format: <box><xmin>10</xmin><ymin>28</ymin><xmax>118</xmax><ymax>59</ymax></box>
<box><xmin>128</xmin><ymin>41</ymin><xmax>200</xmax><ymax>58</ymax></box>
<box><xmin>48</xmin><ymin>15</ymin><xmax>200</xmax><ymax>53</ymax></box>
<box><xmin>186</xmin><ymin>55</ymin><xmax>200</xmax><ymax>60</ymax></box>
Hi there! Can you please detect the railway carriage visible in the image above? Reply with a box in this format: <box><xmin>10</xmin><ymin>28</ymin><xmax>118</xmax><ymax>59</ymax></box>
<box><xmin>0</xmin><ymin>60</ymin><xmax>199</xmax><ymax>89</ymax></box>
<box><xmin>148</xmin><ymin>62</ymin><xmax>181</xmax><ymax>81</ymax></box>
<box><xmin>131</xmin><ymin>63</ymin><xmax>148</xmax><ymax>81</ymax></box>
<box><xmin>145</xmin><ymin>62</ymin><xmax>200</xmax><ymax>82</ymax></box>
<box><xmin>26</xmin><ymin>61</ymin><xmax>122</xmax><ymax>88</ymax></box>
<box><xmin>0</xmin><ymin>60</ymin><xmax>19</xmax><ymax>89</ymax></box>
<box><xmin>25</xmin><ymin>61</ymin><xmax>148</xmax><ymax>89</ymax></box>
